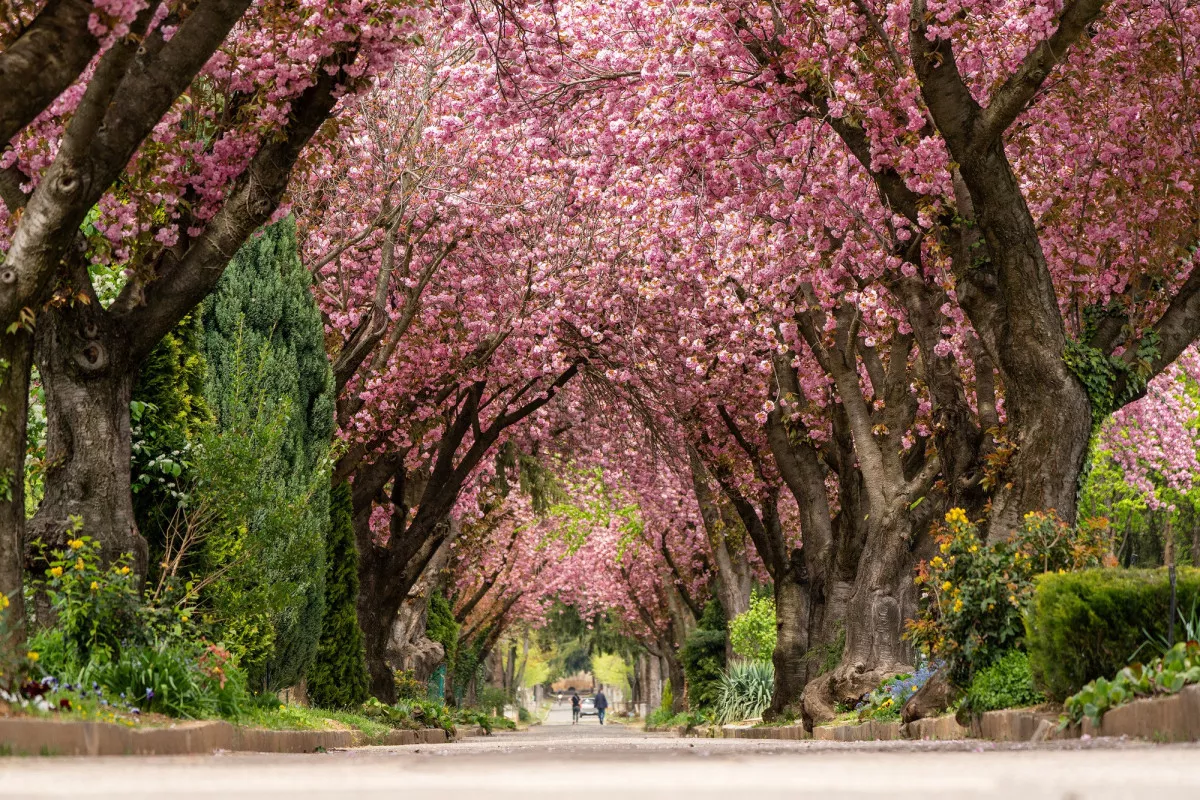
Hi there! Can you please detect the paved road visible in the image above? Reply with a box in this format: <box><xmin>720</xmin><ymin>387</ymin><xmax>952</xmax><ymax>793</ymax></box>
<box><xmin>4</xmin><ymin>706</ymin><xmax>1200</xmax><ymax>799</ymax></box>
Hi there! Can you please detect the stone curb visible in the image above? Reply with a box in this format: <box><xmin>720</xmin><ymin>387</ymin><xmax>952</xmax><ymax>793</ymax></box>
<box><xmin>1082</xmin><ymin>684</ymin><xmax>1200</xmax><ymax>742</ymax></box>
<box><xmin>720</xmin><ymin>724</ymin><xmax>808</xmax><ymax>740</ymax></box>
<box><xmin>968</xmin><ymin>709</ymin><xmax>1067</xmax><ymax>742</ymax></box>
<box><xmin>813</xmin><ymin>720</ymin><xmax>904</xmax><ymax>742</ymax></box>
<box><xmin>905</xmin><ymin>715</ymin><xmax>969</xmax><ymax>741</ymax></box>
<box><xmin>0</xmin><ymin>718</ymin><xmax>449</xmax><ymax>756</ymax></box>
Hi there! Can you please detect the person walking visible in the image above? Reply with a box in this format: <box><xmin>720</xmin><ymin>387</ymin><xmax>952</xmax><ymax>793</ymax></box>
<box><xmin>570</xmin><ymin>690</ymin><xmax>581</xmax><ymax>724</ymax></box>
<box><xmin>594</xmin><ymin>688</ymin><xmax>608</xmax><ymax>725</ymax></box>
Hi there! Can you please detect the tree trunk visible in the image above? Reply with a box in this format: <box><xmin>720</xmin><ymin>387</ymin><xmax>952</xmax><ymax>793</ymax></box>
<box><xmin>26</xmin><ymin>304</ymin><xmax>145</xmax><ymax>574</ymax></box>
<box><xmin>664</xmin><ymin>650</ymin><xmax>686</xmax><ymax>714</ymax></box>
<box><xmin>769</xmin><ymin>571</ymin><xmax>809</xmax><ymax>720</ymax></box>
<box><xmin>357</xmin><ymin>547</ymin><xmax>405</xmax><ymax>703</ymax></box>
<box><xmin>690</xmin><ymin>452</ymin><xmax>752</xmax><ymax>620</ymax></box>
<box><xmin>0</xmin><ymin>329</ymin><xmax>32</xmax><ymax>643</ymax></box>
<box><xmin>1191</xmin><ymin>511</ymin><xmax>1200</xmax><ymax>569</ymax></box>
<box><xmin>801</xmin><ymin>510</ymin><xmax>918</xmax><ymax>723</ymax></box>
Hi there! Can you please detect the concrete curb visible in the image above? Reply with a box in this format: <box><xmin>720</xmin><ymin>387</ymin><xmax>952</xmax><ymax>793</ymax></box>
<box><xmin>0</xmin><ymin>717</ymin><xmax>450</xmax><ymax>756</ymax></box>
<box><xmin>0</xmin><ymin>719</ymin><xmax>236</xmax><ymax>756</ymax></box>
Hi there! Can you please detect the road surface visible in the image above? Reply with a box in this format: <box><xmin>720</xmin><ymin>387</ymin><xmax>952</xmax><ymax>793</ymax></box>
<box><xmin>3</xmin><ymin>705</ymin><xmax>1200</xmax><ymax>799</ymax></box>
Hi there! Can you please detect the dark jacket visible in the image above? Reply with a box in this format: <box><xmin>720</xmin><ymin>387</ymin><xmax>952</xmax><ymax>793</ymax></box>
<box><xmin>594</xmin><ymin>692</ymin><xmax>608</xmax><ymax>710</ymax></box>
<box><xmin>571</xmin><ymin>694</ymin><xmax>580</xmax><ymax>708</ymax></box>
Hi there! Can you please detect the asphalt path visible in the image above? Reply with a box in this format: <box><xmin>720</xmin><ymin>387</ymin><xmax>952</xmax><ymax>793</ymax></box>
<box><xmin>3</xmin><ymin>704</ymin><xmax>1200</xmax><ymax>799</ymax></box>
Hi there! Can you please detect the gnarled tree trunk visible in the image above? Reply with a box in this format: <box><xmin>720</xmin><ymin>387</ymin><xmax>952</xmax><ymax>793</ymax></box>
<box><xmin>26</xmin><ymin>303</ymin><xmax>145</xmax><ymax>574</ymax></box>
<box><xmin>801</xmin><ymin>508</ymin><xmax>925</xmax><ymax>722</ymax></box>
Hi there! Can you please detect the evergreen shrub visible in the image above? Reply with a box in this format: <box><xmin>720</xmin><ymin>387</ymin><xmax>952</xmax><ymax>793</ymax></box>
<box><xmin>306</xmin><ymin>482</ymin><xmax>370</xmax><ymax>709</ymax></box>
<box><xmin>681</xmin><ymin>628</ymin><xmax>726</xmax><ymax>712</ymax></box>
<box><xmin>196</xmin><ymin>217</ymin><xmax>335</xmax><ymax>691</ymax></box>
<box><xmin>1026</xmin><ymin>566</ymin><xmax>1200</xmax><ymax>699</ymax></box>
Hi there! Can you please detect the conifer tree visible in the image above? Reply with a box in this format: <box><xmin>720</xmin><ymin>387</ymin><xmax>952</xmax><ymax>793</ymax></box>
<box><xmin>308</xmin><ymin>481</ymin><xmax>371</xmax><ymax>708</ymax></box>
<box><xmin>198</xmin><ymin>217</ymin><xmax>336</xmax><ymax>690</ymax></box>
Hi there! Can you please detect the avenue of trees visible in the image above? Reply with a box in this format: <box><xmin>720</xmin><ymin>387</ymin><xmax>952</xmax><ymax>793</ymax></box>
<box><xmin>2</xmin><ymin>0</ymin><xmax>1199</xmax><ymax>724</ymax></box>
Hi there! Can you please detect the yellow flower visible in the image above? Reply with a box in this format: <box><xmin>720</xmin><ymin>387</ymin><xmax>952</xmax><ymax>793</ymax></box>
<box><xmin>1058</xmin><ymin>568</ymin><xmax>1066</xmax><ymax>575</ymax></box>
<box><xmin>181</xmin><ymin>613</ymin><xmax>191</xmax><ymax>623</ymax></box>
<box><xmin>119</xmin><ymin>566</ymin><xmax>131</xmax><ymax>576</ymax></box>
<box><xmin>50</xmin><ymin>566</ymin><xmax>64</xmax><ymax>578</ymax></box>
<box><xmin>1009</xmin><ymin>595</ymin><xmax>1018</xmax><ymax>605</ymax></box>
<box><xmin>930</xmin><ymin>556</ymin><xmax>945</xmax><ymax>568</ymax></box>
<box><xmin>90</xmin><ymin>581</ymin><xmax>99</xmax><ymax>591</ymax></box>
<box><xmin>26</xmin><ymin>651</ymin><xmax>39</xmax><ymax>663</ymax></box>
<box><xmin>939</xmin><ymin>542</ymin><xmax>951</xmax><ymax>554</ymax></box>
<box><xmin>941</xmin><ymin>581</ymin><xmax>953</xmax><ymax>591</ymax></box>
<box><xmin>968</xmin><ymin>544</ymin><xmax>978</xmax><ymax>553</ymax></box>
<box><xmin>74</xmin><ymin>558</ymin><xmax>85</xmax><ymax>571</ymax></box>
<box><xmin>0</xmin><ymin>593</ymin><xmax>9</xmax><ymax>610</ymax></box>
<box><xmin>68</xmin><ymin>539</ymin><xmax>84</xmax><ymax>550</ymax></box>
<box><xmin>953</xmin><ymin>599</ymin><xmax>964</xmax><ymax>613</ymax></box>
<box><xmin>945</xmin><ymin>507</ymin><xmax>969</xmax><ymax>525</ymax></box>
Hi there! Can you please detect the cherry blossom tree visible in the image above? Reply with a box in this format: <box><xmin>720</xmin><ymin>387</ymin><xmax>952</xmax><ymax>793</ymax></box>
<box><xmin>470</xmin><ymin>0</ymin><xmax>1200</xmax><ymax>720</ymax></box>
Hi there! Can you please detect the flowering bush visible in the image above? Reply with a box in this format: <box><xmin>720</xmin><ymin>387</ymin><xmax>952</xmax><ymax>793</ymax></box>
<box><xmin>30</xmin><ymin>525</ymin><xmax>196</xmax><ymax>671</ymax></box>
<box><xmin>21</xmin><ymin>521</ymin><xmax>253</xmax><ymax>720</ymax></box>
<box><xmin>0</xmin><ymin>591</ymin><xmax>40</xmax><ymax>700</ymax></box>
<box><xmin>906</xmin><ymin>509</ymin><xmax>1112</xmax><ymax>685</ymax></box>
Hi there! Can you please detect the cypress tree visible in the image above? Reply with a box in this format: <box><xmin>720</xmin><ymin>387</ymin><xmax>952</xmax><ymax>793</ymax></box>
<box><xmin>307</xmin><ymin>481</ymin><xmax>370</xmax><ymax>709</ymax></box>
<box><xmin>198</xmin><ymin>216</ymin><xmax>335</xmax><ymax>690</ymax></box>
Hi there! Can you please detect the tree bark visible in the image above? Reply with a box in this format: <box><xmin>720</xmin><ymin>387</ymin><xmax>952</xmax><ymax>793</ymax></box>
<box><xmin>0</xmin><ymin>0</ymin><xmax>100</xmax><ymax>146</ymax></box>
<box><xmin>689</xmin><ymin>451</ymin><xmax>751</xmax><ymax>620</ymax></box>
<box><xmin>771</xmin><ymin>571</ymin><xmax>809</xmax><ymax>718</ymax></box>
<box><xmin>801</xmin><ymin>509</ymin><xmax>921</xmax><ymax>722</ymax></box>
<box><xmin>0</xmin><ymin>328</ymin><xmax>32</xmax><ymax>643</ymax></box>
<box><xmin>908</xmin><ymin>5</ymin><xmax>1097</xmax><ymax>539</ymax></box>
<box><xmin>664</xmin><ymin>649</ymin><xmax>687</xmax><ymax>714</ymax></box>
<box><xmin>357</xmin><ymin>542</ymin><xmax>408</xmax><ymax>702</ymax></box>
<box><xmin>26</xmin><ymin>302</ymin><xmax>144</xmax><ymax>574</ymax></box>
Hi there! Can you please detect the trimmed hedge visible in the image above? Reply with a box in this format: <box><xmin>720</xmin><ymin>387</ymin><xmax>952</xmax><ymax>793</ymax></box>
<box><xmin>1025</xmin><ymin>567</ymin><xmax>1200</xmax><ymax>700</ymax></box>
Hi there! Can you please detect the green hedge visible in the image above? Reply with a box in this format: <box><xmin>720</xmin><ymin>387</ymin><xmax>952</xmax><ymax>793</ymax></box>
<box><xmin>1025</xmin><ymin>567</ymin><xmax>1200</xmax><ymax>700</ymax></box>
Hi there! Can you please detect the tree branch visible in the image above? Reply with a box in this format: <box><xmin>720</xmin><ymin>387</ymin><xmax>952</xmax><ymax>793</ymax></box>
<box><xmin>120</xmin><ymin>50</ymin><xmax>354</xmax><ymax>358</ymax></box>
<box><xmin>978</xmin><ymin>0</ymin><xmax>1109</xmax><ymax>144</ymax></box>
<box><xmin>0</xmin><ymin>0</ymin><xmax>99</xmax><ymax>146</ymax></box>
